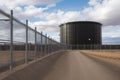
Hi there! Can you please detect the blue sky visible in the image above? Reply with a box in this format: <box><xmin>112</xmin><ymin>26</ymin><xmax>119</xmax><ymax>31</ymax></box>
<box><xmin>35</xmin><ymin>0</ymin><xmax>89</xmax><ymax>11</ymax></box>
<box><xmin>51</xmin><ymin>0</ymin><xmax>89</xmax><ymax>11</ymax></box>
<box><xmin>0</xmin><ymin>0</ymin><xmax>120</xmax><ymax>44</ymax></box>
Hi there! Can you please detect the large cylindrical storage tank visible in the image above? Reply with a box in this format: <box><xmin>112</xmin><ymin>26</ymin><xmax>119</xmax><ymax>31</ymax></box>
<box><xmin>60</xmin><ymin>21</ymin><xmax>102</xmax><ymax>45</ymax></box>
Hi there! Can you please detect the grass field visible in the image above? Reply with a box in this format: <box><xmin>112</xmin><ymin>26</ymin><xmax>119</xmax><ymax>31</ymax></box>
<box><xmin>0</xmin><ymin>51</ymin><xmax>44</xmax><ymax>72</ymax></box>
<box><xmin>1</xmin><ymin>50</ymin><xmax>120</xmax><ymax>72</ymax></box>
<box><xmin>80</xmin><ymin>50</ymin><xmax>120</xmax><ymax>59</ymax></box>
<box><xmin>80</xmin><ymin>50</ymin><xmax>120</xmax><ymax>68</ymax></box>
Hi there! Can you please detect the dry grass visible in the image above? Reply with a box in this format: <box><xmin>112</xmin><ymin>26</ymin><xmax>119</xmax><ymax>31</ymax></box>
<box><xmin>80</xmin><ymin>50</ymin><xmax>120</xmax><ymax>67</ymax></box>
<box><xmin>0</xmin><ymin>50</ymin><xmax>44</xmax><ymax>73</ymax></box>
<box><xmin>0</xmin><ymin>51</ymin><xmax>43</xmax><ymax>64</ymax></box>
<box><xmin>81</xmin><ymin>50</ymin><xmax>120</xmax><ymax>59</ymax></box>
<box><xmin>0</xmin><ymin>51</ymin><xmax>25</xmax><ymax>64</ymax></box>
<box><xmin>0</xmin><ymin>50</ymin><xmax>43</xmax><ymax>70</ymax></box>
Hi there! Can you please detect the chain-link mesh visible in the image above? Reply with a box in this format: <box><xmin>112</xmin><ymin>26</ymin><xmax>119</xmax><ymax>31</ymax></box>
<box><xmin>0</xmin><ymin>9</ymin><xmax>62</xmax><ymax>72</ymax></box>
<box><xmin>0</xmin><ymin>10</ymin><xmax>10</xmax><ymax>72</ymax></box>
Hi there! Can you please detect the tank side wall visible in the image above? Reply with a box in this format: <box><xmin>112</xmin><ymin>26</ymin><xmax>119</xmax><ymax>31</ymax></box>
<box><xmin>60</xmin><ymin>22</ymin><xmax>102</xmax><ymax>45</ymax></box>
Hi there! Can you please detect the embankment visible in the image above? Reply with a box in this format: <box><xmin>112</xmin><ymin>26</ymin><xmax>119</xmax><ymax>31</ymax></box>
<box><xmin>0</xmin><ymin>51</ymin><xmax>66</xmax><ymax>80</ymax></box>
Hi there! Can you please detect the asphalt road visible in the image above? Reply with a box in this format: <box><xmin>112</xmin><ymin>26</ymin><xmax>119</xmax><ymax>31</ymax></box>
<box><xmin>42</xmin><ymin>50</ymin><xmax>120</xmax><ymax>80</ymax></box>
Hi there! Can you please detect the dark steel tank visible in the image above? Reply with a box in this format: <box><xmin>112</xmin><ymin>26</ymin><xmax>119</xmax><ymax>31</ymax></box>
<box><xmin>60</xmin><ymin>21</ymin><xmax>102</xmax><ymax>45</ymax></box>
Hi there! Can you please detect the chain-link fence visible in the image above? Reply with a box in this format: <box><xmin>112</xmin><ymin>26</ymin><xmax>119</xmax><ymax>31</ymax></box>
<box><xmin>0</xmin><ymin>10</ymin><xmax>63</xmax><ymax>72</ymax></box>
<box><xmin>1</xmin><ymin>9</ymin><xmax>119</xmax><ymax>73</ymax></box>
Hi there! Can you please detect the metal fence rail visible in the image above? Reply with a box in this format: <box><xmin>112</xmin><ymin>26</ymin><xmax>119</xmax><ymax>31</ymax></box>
<box><xmin>0</xmin><ymin>10</ymin><xmax>63</xmax><ymax>72</ymax></box>
<box><xmin>65</xmin><ymin>44</ymin><xmax>120</xmax><ymax>50</ymax></box>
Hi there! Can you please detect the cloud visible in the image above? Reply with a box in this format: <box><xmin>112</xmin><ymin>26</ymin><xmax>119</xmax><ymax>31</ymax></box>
<box><xmin>102</xmin><ymin>25</ymin><xmax>120</xmax><ymax>44</ymax></box>
<box><xmin>0</xmin><ymin>0</ymin><xmax>120</xmax><ymax>26</ymax></box>
<box><xmin>30</xmin><ymin>10</ymin><xmax>82</xmax><ymax>32</ymax></box>
<box><xmin>0</xmin><ymin>0</ymin><xmax>60</xmax><ymax>9</ymax></box>
<box><xmin>102</xmin><ymin>25</ymin><xmax>120</xmax><ymax>38</ymax></box>
<box><xmin>102</xmin><ymin>37</ymin><xmax>120</xmax><ymax>44</ymax></box>
<box><xmin>1</xmin><ymin>0</ymin><xmax>120</xmax><ymax>31</ymax></box>
<box><xmin>30</xmin><ymin>0</ymin><xmax>120</xmax><ymax>33</ymax></box>
<box><xmin>83</xmin><ymin>0</ymin><xmax>120</xmax><ymax>26</ymax></box>
<box><xmin>0</xmin><ymin>0</ymin><xmax>59</xmax><ymax>19</ymax></box>
<box><xmin>0</xmin><ymin>0</ymin><xmax>120</xmax><ymax>43</ymax></box>
<box><xmin>88</xmin><ymin>0</ymin><xmax>102</xmax><ymax>6</ymax></box>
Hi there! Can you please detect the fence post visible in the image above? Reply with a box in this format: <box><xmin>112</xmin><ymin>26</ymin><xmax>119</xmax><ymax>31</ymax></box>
<box><xmin>10</xmin><ymin>10</ymin><xmax>13</xmax><ymax>71</ymax></box>
<box><xmin>40</xmin><ymin>32</ymin><xmax>43</xmax><ymax>57</ymax></box>
<box><xmin>34</xmin><ymin>27</ymin><xmax>37</xmax><ymax>59</ymax></box>
<box><xmin>45</xmin><ymin>34</ymin><xmax>47</xmax><ymax>55</ymax></box>
<box><xmin>51</xmin><ymin>39</ymin><xmax>53</xmax><ymax>52</ymax></box>
<box><xmin>48</xmin><ymin>36</ymin><xmax>50</xmax><ymax>53</ymax></box>
<box><xmin>25</xmin><ymin>20</ymin><xmax>28</xmax><ymax>64</ymax></box>
<box><xmin>50</xmin><ymin>38</ymin><xmax>52</xmax><ymax>53</ymax></box>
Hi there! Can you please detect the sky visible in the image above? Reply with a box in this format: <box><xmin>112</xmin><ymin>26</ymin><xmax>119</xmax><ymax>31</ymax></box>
<box><xmin>0</xmin><ymin>0</ymin><xmax>120</xmax><ymax>44</ymax></box>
